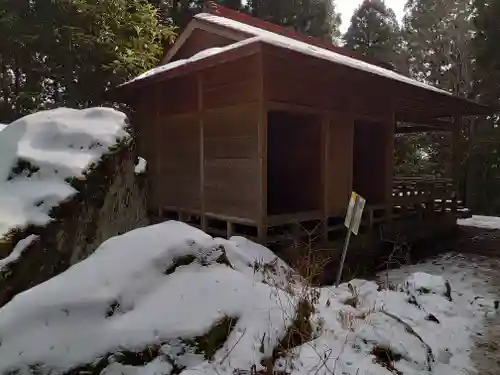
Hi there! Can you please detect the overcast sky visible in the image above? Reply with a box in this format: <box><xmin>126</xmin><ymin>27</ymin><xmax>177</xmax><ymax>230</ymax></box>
<box><xmin>337</xmin><ymin>0</ymin><xmax>405</xmax><ymax>32</ymax></box>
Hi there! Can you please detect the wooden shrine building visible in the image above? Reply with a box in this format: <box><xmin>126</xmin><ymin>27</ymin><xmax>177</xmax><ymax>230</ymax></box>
<box><xmin>117</xmin><ymin>3</ymin><xmax>491</xmax><ymax>244</ymax></box>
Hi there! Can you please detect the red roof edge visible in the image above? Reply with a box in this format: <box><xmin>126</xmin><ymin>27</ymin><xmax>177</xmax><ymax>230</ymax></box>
<box><xmin>203</xmin><ymin>1</ymin><xmax>386</xmax><ymax>68</ymax></box>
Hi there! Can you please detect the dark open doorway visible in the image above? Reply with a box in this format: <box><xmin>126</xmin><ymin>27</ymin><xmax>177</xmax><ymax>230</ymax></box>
<box><xmin>267</xmin><ymin>111</ymin><xmax>322</xmax><ymax>215</ymax></box>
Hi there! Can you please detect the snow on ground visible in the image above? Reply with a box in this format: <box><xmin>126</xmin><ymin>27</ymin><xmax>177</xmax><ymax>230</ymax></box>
<box><xmin>0</xmin><ymin>222</ymin><xmax>493</xmax><ymax>375</ymax></box>
<box><xmin>0</xmin><ymin>222</ymin><xmax>297</xmax><ymax>375</ymax></box>
<box><xmin>0</xmin><ymin>108</ymin><xmax>128</xmax><ymax>238</ymax></box>
<box><xmin>0</xmin><ymin>123</ymin><xmax>7</xmax><ymax>132</ymax></box>
<box><xmin>458</xmin><ymin>215</ymin><xmax>500</xmax><ymax>230</ymax></box>
<box><xmin>380</xmin><ymin>253</ymin><xmax>499</xmax><ymax>375</ymax></box>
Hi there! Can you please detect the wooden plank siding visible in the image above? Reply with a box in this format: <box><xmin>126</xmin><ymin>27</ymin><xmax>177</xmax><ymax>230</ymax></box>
<box><xmin>147</xmin><ymin>54</ymin><xmax>263</xmax><ymax>223</ymax></box>
<box><xmin>130</xmin><ymin>87</ymin><xmax>165</xmax><ymax>215</ymax></box>
<box><xmin>172</xmin><ymin>28</ymin><xmax>235</xmax><ymax>62</ymax></box>
<box><xmin>158</xmin><ymin>75</ymin><xmax>199</xmax><ymax>115</ymax></box>
<box><xmin>156</xmin><ymin>113</ymin><xmax>201</xmax><ymax>211</ymax></box>
<box><xmin>326</xmin><ymin>112</ymin><xmax>354</xmax><ymax>216</ymax></box>
<box><xmin>203</xmin><ymin>103</ymin><xmax>261</xmax><ymax>220</ymax></box>
<box><xmin>262</xmin><ymin>46</ymin><xmax>350</xmax><ymax>110</ymax></box>
<box><xmin>202</xmin><ymin>54</ymin><xmax>260</xmax><ymax>109</ymax></box>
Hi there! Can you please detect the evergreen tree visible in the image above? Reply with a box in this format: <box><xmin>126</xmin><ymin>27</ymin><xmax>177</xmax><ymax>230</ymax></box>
<box><xmin>467</xmin><ymin>0</ymin><xmax>500</xmax><ymax>213</ymax></box>
<box><xmin>473</xmin><ymin>0</ymin><xmax>500</xmax><ymax>105</ymax></box>
<box><xmin>164</xmin><ymin>0</ymin><xmax>244</xmax><ymax>30</ymax></box>
<box><xmin>0</xmin><ymin>0</ymin><xmax>175</xmax><ymax>122</ymax></box>
<box><xmin>398</xmin><ymin>0</ymin><xmax>476</xmax><ymax>180</ymax></box>
<box><xmin>249</xmin><ymin>0</ymin><xmax>341</xmax><ymax>43</ymax></box>
<box><xmin>404</xmin><ymin>0</ymin><xmax>475</xmax><ymax>97</ymax></box>
<box><xmin>343</xmin><ymin>0</ymin><xmax>403</xmax><ymax>71</ymax></box>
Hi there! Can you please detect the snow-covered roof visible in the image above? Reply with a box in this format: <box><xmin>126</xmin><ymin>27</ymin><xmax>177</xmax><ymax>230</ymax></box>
<box><xmin>125</xmin><ymin>11</ymin><xmax>453</xmax><ymax>99</ymax></box>
<box><xmin>123</xmin><ymin>37</ymin><xmax>260</xmax><ymax>86</ymax></box>
<box><xmin>194</xmin><ymin>13</ymin><xmax>451</xmax><ymax>96</ymax></box>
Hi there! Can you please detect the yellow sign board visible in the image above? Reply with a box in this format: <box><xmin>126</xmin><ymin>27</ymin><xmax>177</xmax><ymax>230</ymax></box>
<box><xmin>344</xmin><ymin>192</ymin><xmax>366</xmax><ymax>236</ymax></box>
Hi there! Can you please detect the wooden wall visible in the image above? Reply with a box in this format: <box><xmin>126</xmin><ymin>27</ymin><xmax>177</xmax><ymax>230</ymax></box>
<box><xmin>262</xmin><ymin>45</ymin><xmax>396</xmax><ymax>214</ymax></box>
<box><xmin>204</xmin><ymin>104</ymin><xmax>260</xmax><ymax>219</ymax></box>
<box><xmin>130</xmin><ymin>88</ymin><xmax>161</xmax><ymax>212</ymax></box>
<box><xmin>326</xmin><ymin>112</ymin><xmax>354</xmax><ymax>216</ymax></box>
<box><xmin>147</xmin><ymin>54</ymin><xmax>262</xmax><ymax>222</ymax></box>
<box><xmin>173</xmin><ymin>29</ymin><xmax>236</xmax><ymax>61</ymax></box>
<box><xmin>135</xmin><ymin>44</ymin><xmax>397</xmax><ymax>231</ymax></box>
<box><xmin>262</xmin><ymin>46</ymin><xmax>350</xmax><ymax>111</ymax></box>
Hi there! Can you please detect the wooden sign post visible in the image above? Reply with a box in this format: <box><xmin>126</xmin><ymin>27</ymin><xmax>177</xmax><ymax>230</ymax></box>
<box><xmin>336</xmin><ymin>192</ymin><xmax>366</xmax><ymax>286</ymax></box>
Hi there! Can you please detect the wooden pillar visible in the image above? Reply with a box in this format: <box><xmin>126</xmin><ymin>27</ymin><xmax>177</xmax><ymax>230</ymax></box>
<box><xmin>321</xmin><ymin>112</ymin><xmax>330</xmax><ymax>243</ymax></box>
<box><xmin>257</xmin><ymin>51</ymin><xmax>268</xmax><ymax>243</ymax></box>
<box><xmin>385</xmin><ymin>111</ymin><xmax>396</xmax><ymax>225</ymax></box>
<box><xmin>226</xmin><ymin>221</ymin><xmax>234</xmax><ymax>239</ymax></box>
<box><xmin>197</xmin><ymin>73</ymin><xmax>207</xmax><ymax>231</ymax></box>
<box><xmin>154</xmin><ymin>85</ymin><xmax>162</xmax><ymax>220</ymax></box>
<box><xmin>451</xmin><ymin>115</ymin><xmax>461</xmax><ymax>214</ymax></box>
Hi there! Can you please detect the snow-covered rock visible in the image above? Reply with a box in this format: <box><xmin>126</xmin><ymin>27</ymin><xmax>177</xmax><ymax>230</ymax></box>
<box><xmin>403</xmin><ymin>272</ymin><xmax>451</xmax><ymax>299</ymax></box>
<box><xmin>0</xmin><ymin>107</ymin><xmax>128</xmax><ymax>237</ymax></box>
<box><xmin>0</xmin><ymin>223</ymin><xmax>491</xmax><ymax>375</ymax></box>
<box><xmin>0</xmin><ymin>108</ymin><xmax>148</xmax><ymax>307</ymax></box>
<box><xmin>0</xmin><ymin>222</ymin><xmax>297</xmax><ymax>375</ymax></box>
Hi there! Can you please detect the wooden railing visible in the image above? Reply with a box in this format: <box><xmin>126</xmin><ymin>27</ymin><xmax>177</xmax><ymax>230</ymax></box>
<box><xmin>392</xmin><ymin>177</ymin><xmax>457</xmax><ymax>212</ymax></box>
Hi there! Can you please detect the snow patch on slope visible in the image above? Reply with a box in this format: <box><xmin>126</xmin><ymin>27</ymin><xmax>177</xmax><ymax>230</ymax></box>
<box><xmin>0</xmin><ymin>224</ymin><xmax>492</xmax><ymax>375</ymax></box>
<box><xmin>0</xmin><ymin>235</ymin><xmax>38</xmax><ymax>272</ymax></box>
<box><xmin>0</xmin><ymin>108</ymin><xmax>128</xmax><ymax>237</ymax></box>
<box><xmin>0</xmin><ymin>222</ymin><xmax>297</xmax><ymax>374</ymax></box>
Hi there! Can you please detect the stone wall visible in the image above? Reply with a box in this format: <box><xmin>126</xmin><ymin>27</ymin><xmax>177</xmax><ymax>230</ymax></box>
<box><xmin>0</xmin><ymin>141</ymin><xmax>149</xmax><ymax>307</ymax></box>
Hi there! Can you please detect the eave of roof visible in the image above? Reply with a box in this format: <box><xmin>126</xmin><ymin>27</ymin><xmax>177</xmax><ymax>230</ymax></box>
<box><xmin>115</xmin><ymin>4</ymin><xmax>493</xmax><ymax>116</ymax></box>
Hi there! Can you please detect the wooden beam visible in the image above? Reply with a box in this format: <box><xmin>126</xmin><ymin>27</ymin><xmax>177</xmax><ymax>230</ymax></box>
<box><xmin>396</xmin><ymin>125</ymin><xmax>452</xmax><ymax>134</ymax></box>
<box><xmin>154</xmin><ymin>84</ymin><xmax>162</xmax><ymax>219</ymax></box>
<box><xmin>198</xmin><ymin>72</ymin><xmax>207</xmax><ymax>231</ymax></box>
<box><xmin>162</xmin><ymin>21</ymin><xmax>197</xmax><ymax>64</ymax></box>
<box><xmin>267</xmin><ymin>210</ymin><xmax>323</xmax><ymax>226</ymax></box>
<box><xmin>257</xmin><ymin>47</ymin><xmax>268</xmax><ymax>243</ymax></box>
<box><xmin>451</xmin><ymin>115</ymin><xmax>461</xmax><ymax>214</ymax></box>
<box><xmin>396</xmin><ymin>116</ymin><xmax>454</xmax><ymax>129</ymax></box>
<box><xmin>267</xmin><ymin>101</ymin><xmax>324</xmax><ymax>115</ymax></box>
<box><xmin>321</xmin><ymin>112</ymin><xmax>330</xmax><ymax>243</ymax></box>
<box><xmin>385</xmin><ymin>107</ymin><xmax>396</xmax><ymax>225</ymax></box>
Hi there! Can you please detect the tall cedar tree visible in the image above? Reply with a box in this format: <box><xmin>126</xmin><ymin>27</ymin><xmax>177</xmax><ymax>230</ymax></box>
<box><xmin>343</xmin><ymin>0</ymin><xmax>403</xmax><ymax>71</ymax></box>
<box><xmin>163</xmin><ymin>0</ymin><xmax>244</xmax><ymax>30</ymax></box>
<box><xmin>0</xmin><ymin>0</ymin><xmax>175</xmax><ymax>122</ymax></box>
<box><xmin>400</xmin><ymin>0</ymin><xmax>475</xmax><ymax>180</ymax></box>
<box><xmin>467</xmin><ymin>0</ymin><xmax>500</xmax><ymax>213</ymax></box>
<box><xmin>248</xmin><ymin>0</ymin><xmax>341</xmax><ymax>42</ymax></box>
<box><xmin>161</xmin><ymin>1</ymin><xmax>342</xmax><ymax>43</ymax></box>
